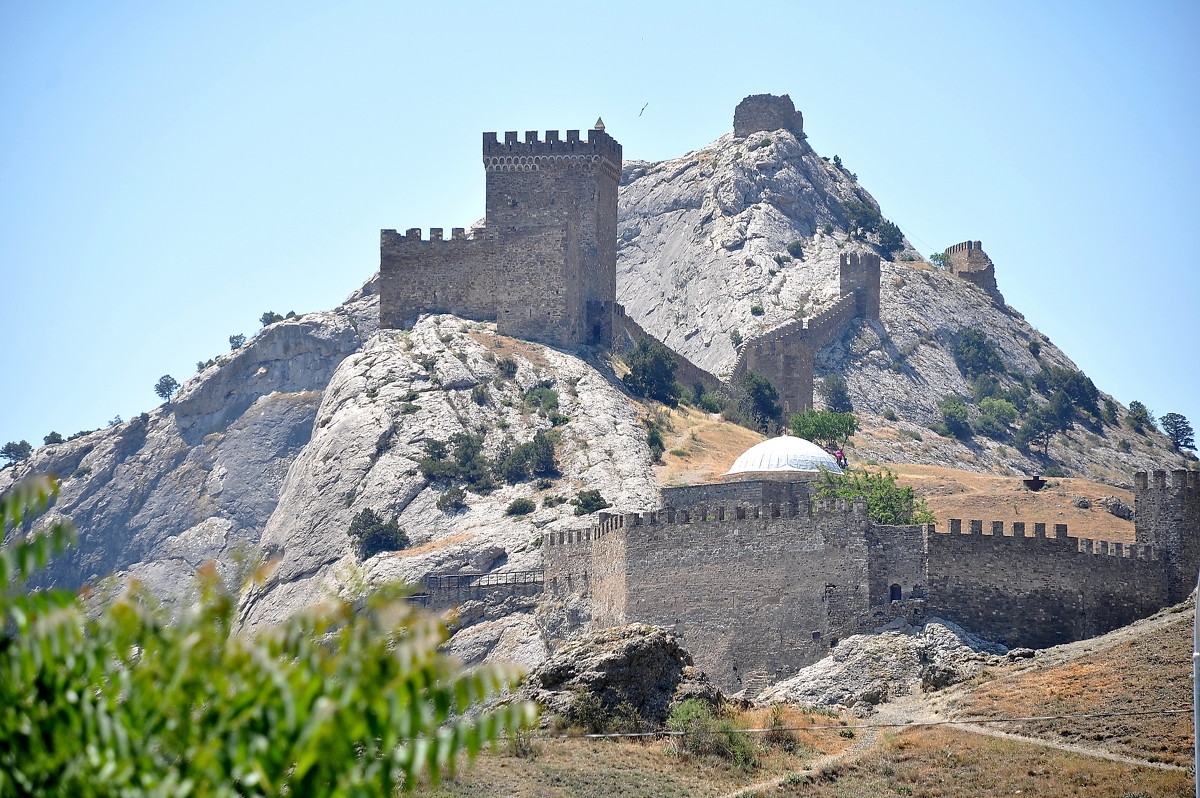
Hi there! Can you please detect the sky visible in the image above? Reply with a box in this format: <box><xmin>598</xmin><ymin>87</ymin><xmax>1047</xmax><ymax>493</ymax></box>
<box><xmin>2</xmin><ymin>0</ymin><xmax>1197</xmax><ymax>450</ymax></box>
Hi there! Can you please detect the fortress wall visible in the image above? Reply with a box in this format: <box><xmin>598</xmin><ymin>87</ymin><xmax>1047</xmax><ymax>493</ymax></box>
<box><xmin>925</xmin><ymin>521</ymin><xmax>1166</xmax><ymax>649</ymax></box>
<box><xmin>944</xmin><ymin>240</ymin><xmax>999</xmax><ymax>296</ymax></box>
<box><xmin>591</xmin><ymin>518</ymin><xmax>629</xmax><ymax>626</ymax></box>
<box><xmin>612</xmin><ymin>303</ymin><xmax>723</xmax><ymax>395</ymax></box>
<box><xmin>867</xmin><ymin>523</ymin><xmax>929</xmax><ymax>606</ymax></box>
<box><xmin>606</xmin><ymin>502</ymin><xmax>871</xmax><ymax>690</ymax></box>
<box><xmin>379</xmin><ymin>229</ymin><xmax>500</xmax><ymax>329</ymax></box>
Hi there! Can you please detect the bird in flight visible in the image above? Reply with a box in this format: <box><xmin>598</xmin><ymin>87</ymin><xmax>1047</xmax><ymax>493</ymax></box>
<box><xmin>639</xmin><ymin>103</ymin><xmax>649</xmax><ymax>117</ymax></box>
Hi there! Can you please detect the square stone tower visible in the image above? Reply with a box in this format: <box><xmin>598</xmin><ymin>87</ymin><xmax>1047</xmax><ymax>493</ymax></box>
<box><xmin>380</xmin><ymin>122</ymin><xmax>622</xmax><ymax>349</ymax></box>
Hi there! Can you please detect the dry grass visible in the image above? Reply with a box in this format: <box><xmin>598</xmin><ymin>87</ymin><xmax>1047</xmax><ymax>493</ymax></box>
<box><xmin>951</xmin><ymin>611</ymin><xmax>1194</xmax><ymax>766</ymax></box>
<box><xmin>761</xmin><ymin>727</ymin><xmax>1191</xmax><ymax>797</ymax></box>
<box><xmin>651</xmin><ymin>405</ymin><xmax>765</xmax><ymax>487</ymax></box>
<box><xmin>413</xmin><ymin>706</ymin><xmax>851</xmax><ymax>798</ymax></box>
<box><xmin>871</xmin><ymin>463</ymin><xmax>1135</xmax><ymax>542</ymax></box>
<box><xmin>392</xmin><ymin>532</ymin><xmax>473</xmax><ymax>558</ymax></box>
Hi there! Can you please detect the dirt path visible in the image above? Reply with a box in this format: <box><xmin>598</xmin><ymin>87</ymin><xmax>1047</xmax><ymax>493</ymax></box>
<box><xmin>945</xmin><ymin>720</ymin><xmax>1188</xmax><ymax>771</ymax></box>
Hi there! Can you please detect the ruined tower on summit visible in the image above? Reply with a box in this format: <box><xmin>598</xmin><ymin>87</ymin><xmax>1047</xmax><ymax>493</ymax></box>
<box><xmin>380</xmin><ymin>121</ymin><xmax>622</xmax><ymax>349</ymax></box>
<box><xmin>733</xmin><ymin>94</ymin><xmax>804</xmax><ymax>138</ymax></box>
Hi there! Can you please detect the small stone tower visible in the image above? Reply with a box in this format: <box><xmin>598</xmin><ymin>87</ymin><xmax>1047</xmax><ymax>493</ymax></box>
<box><xmin>1134</xmin><ymin>469</ymin><xmax>1200</xmax><ymax>603</ymax></box>
<box><xmin>944</xmin><ymin>240</ymin><xmax>1000</xmax><ymax>299</ymax></box>
<box><xmin>380</xmin><ymin>121</ymin><xmax>622</xmax><ymax>349</ymax></box>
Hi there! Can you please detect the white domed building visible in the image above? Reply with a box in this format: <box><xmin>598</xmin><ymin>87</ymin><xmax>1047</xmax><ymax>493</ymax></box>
<box><xmin>722</xmin><ymin>435</ymin><xmax>842</xmax><ymax>479</ymax></box>
<box><xmin>660</xmin><ymin>435</ymin><xmax>840</xmax><ymax>510</ymax></box>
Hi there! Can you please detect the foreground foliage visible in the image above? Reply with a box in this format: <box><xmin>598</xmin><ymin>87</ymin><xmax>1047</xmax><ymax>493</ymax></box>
<box><xmin>0</xmin><ymin>476</ymin><xmax>536</xmax><ymax>796</ymax></box>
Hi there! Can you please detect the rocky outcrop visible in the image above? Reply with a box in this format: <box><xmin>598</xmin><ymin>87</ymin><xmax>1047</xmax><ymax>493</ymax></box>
<box><xmin>0</xmin><ymin>281</ymin><xmax>379</xmax><ymax>599</ymax></box>
<box><xmin>518</xmin><ymin>624</ymin><xmax>720</xmax><ymax>724</ymax></box>
<box><xmin>235</xmin><ymin>313</ymin><xmax>658</xmax><ymax>648</ymax></box>
<box><xmin>756</xmin><ymin>618</ymin><xmax>1010</xmax><ymax>711</ymax></box>
<box><xmin>617</xmin><ymin>113</ymin><xmax>1190</xmax><ymax>478</ymax></box>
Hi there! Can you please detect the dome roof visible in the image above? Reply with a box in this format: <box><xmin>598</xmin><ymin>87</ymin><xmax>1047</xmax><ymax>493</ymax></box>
<box><xmin>723</xmin><ymin>435</ymin><xmax>842</xmax><ymax>476</ymax></box>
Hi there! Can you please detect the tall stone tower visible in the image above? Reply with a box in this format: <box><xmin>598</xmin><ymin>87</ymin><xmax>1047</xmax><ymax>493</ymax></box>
<box><xmin>380</xmin><ymin>121</ymin><xmax>622</xmax><ymax>349</ymax></box>
<box><xmin>482</xmin><ymin>122</ymin><xmax>622</xmax><ymax>345</ymax></box>
<box><xmin>1134</xmin><ymin>469</ymin><xmax>1200</xmax><ymax>603</ymax></box>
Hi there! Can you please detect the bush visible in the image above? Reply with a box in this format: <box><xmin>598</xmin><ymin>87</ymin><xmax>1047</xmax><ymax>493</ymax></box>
<box><xmin>666</xmin><ymin>700</ymin><xmax>757</xmax><ymax>770</ymax></box>
<box><xmin>696</xmin><ymin>391</ymin><xmax>726</xmax><ymax>414</ymax></box>
<box><xmin>786</xmin><ymin>240</ymin><xmax>804</xmax><ymax>259</ymax></box>
<box><xmin>228</xmin><ymin>334</ymin><xmax>246</xmax><ymax>350</ymax></box>
<box><xmin>929</xmin><ymin>252</ymin><xmax>949</xmax><ymax>270</ymax></box>
<box><xmin>42</xmin><ymin>432</ymin><xmax>63</xmax><ymax>446</ymax></box>
<box><xmin>750</xmin><ymin>305</ymin><xmax>765</xmax><ymax>316</ymax></box>
<box><xmin>1127</xmin><ymin>401</ymin><xmax>1155</xmax><ymax>434</ymax></box>
<box><xmin>882</xmin><ymin>409</ymin><xmax>897</xmax><ymax>422</ymax></box>
<box><xmin>496</xmin><ymin>357</ymin><xmax>518</xmax><ymax>379</ymax></box>
<box><xmin>436</xmin><ymin>486</ymin><xmax>466</xmax><ymax>512</ymax></box>
<box><xmin>939</xmin><ymin>395</ymin><xmax>972</xmax><ymax>439</ymax></box>
<box><xmin>842</xmin><ymin>200</ymin><xmax>881</xmax><ymax>233</ymax></box>
<box><xmin>729</xmin><ymin>329</ymin><xmax>743</xmax><ymax>348</ymax></box>
<box><xmin>1028</xmin><ymin>339</ymin><xmax>1042</xmax><ymax>358</ymax></box>
<box><xmin>819</xmin><ymin>374</ymin><xmax>853</xmax><ymax>413</ymax></box>
<box><xmin>976</xmin><ymin>397</ymin><xmax>1018</xmax><ymax>440</ymax></box>
<box><xmin>572</xmin><ymin>489</ymin><xmax>611</xmax><ymax>516</ymax></box>
<box><xmin>506</xmin><ymin>498</ymin><xmax>536</xmax><ymax>516</ymax></box>
<box><xmin>0</xmin><ymin>476</ymin><xmax>534</xmax><ymax>795</ymax></box>
<box><xmin>471</xmin><ymin>384</ymin><xmax>489</xmax><ymax>405</ymax></box>
<box><xmin>348</xmin><ymin>508</ymin><xmax>408</xmax><ymax>559</ymax></box>
<box><xmin>524</xmin><ymin>385</ymin><xmax>559</xmax><ymax>413</ymax></box>
<box><xmin>644</xmin><ymin>420</ymin><xmax>666</xmax><ymax>463</ymax></box>
<box><xmin>621</xmin><ymin>339</ymin><xmax>679</xmax><ymax>404</ymax></box>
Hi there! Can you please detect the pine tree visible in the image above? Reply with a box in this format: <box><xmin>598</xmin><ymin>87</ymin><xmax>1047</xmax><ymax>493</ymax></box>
<box><xmin>1159</xmin><ymin>413</ymin><xmax>1195</xmax><ymax>452</ymax></box>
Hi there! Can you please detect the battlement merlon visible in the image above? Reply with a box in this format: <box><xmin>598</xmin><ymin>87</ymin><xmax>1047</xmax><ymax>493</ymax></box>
<box><xmin>381</xmin><ymin>227</ymin><xmax>493</xmax><ymax>245</ymax></box>
<box><xmin>1134</xmin><ymin>469</ymin><xmax>1200</xmax><ymax>493</ymax></box>
<box><xmin>482</xmin><ymin>128</ymin><xmax>623</xmax><ymax>167</ymax></box>
<box><xmin>945</xmin><ymin>240</ymin><xmax>984</xmax><ymax>256</ymax></box>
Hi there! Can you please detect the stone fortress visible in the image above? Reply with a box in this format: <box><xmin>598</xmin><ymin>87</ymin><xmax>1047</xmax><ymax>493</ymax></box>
<box><xmin>545</xmin><ymin>437</ymin><xmax>1200</xmax><ymax>690</ymax></box>
<box><xmin>380</xmin><ymin>96</ymin><xmax>1199</xmax><ymax>692</ymax></box>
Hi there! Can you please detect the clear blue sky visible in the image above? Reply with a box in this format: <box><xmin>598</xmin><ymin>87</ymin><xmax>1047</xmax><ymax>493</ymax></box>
<box><xmin>2</xmin><ymin>0</ymin><xmax>1197</xmax><ymax>449</ymax></box>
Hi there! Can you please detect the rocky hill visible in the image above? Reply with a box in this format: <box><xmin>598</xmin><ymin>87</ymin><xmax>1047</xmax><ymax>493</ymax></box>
<box><xmin>2</xmin><ymin>97</ymin><xmax>1191</xmax><ymax>672</ymax></box>
<box><xmin>616</xmin><ymin>116</ymin><xmax>1189</xmax><ymax>481</ymax></box>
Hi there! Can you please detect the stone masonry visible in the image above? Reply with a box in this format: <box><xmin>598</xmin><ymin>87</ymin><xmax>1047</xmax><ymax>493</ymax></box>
<box><xmin>544</xmin><ymin>469</ymin><xmax>1195</xmax><ymax>692</ymax></box>
<box><xmin>945</xmin><ymin>240</ymin><xmax>1001</xmax><ymax>300</ymax></box>
<box><xmin>730</xmin><ymin>252</ymin><xmax>881</xmax><ymax>414</ymax></box>
<box><xmin>380</xmin><ymin>123</ymin><xmax>622</xmax><ymax>349</ymax></box>
<box><xmin>733</xmin><ymin>94</ymin><xmax>805</xmax><ymax>139</ymax></box>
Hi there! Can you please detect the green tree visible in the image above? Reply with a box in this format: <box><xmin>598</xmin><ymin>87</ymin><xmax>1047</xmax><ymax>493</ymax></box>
<box><xmin>1014</xmin><ymin>410</ymin><xmax>1055</xmax><ymax>456</ymax></box>
<box><xmin>929</xmin><ymin>252</ymin><xmax>949</xmax><ymax>270</ymax></box>
<box><xmin>42</xmin><ymin>431</ymin><xmax>64</xmax><ymax>445</ymax></box>
<box><xmin>154</xmin><ymin>374</ymin><xmax>180</xmax><ymax>402</ymax></box>
<box><xmin>260</xmin><ymin>311</ymin><xmax>284</xmax><ymax>326</ymax></box>
<box><xmin>877</xmin><ymin>219</ymin><xmax>903</xmax><ymax>256</ymax></box>
<box><xmin>0</xmin><ymin>440</ymin><xmax>32</xmax><ymax>465</ymax></box>
<box><xmin>505</xmin><ymin>498</ymin><xmax>536</xmax><ymax>516</ymax></box>
<box><xmin>819</xmin><ymin>374</ymin><xmax>853</xmax><ymax>413</ymax></box>
<box><xmin>789</xmin><ymin>410</ymin><xmax>858</xmax><ymax>450</ymax></box>
<box><xmin>841</xmin><ymin>200</ymin><xmax>881</xmax><ymax>234</ymax></box>
<box><xmin>348</xmin><ymin>508</ymin><xmax>409</xmax><ymax>559</ymax></box>
<box><xmin>1159</xmin><ymin>413</ymin><xmax>1195</xmax><ymax>452</ymax></box>
<box><xmin>811</xmin><ymin>468</ymin><xmax>936</xmax><ymax>525</ymax></box>
<box><xmin>786</xmin><ymin>240</ymin><xmax>804</xmax><ymax>259</ymax></box>
<box><xmin>229</xmin><ymin>333</ymin><xmax>247</xmax><ymax>350</ymax></box>
<box><xmin>953</xmin><ymin>328</ymin><xmax>1004</xmax><ymax>379</ymax></box>
<box><xmin>622</xmin><ymin>339</ymin><xmax>679</xmax><ymax>404</ymax></box>
<box><xmin>436</xmin><ymin>486</ymin><xmax>467</xmax><ymax>513</ymax></box>
<box><xmin>1127</xmin><ymin>401</ymin><xmax>1156</xmax><ymax>434</ymax></box>
<box><xmin>0</xmin><ymin>476</ymin><xmax>535</xmax><ymax>796</ymax></box>
<box><xmin>739</xmin><ymin>371</ymin><xmax>782</xmax><ymax>431</ymax></box>
<box><xmin>938</xmin><ymin>395</ymin><xmax>972</xmax><ymax>439</ymax></box>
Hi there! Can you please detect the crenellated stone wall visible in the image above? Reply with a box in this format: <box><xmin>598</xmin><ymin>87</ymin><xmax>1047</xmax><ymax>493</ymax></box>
<box><xmin>543</xmin><ymin>468</ymin><xmax>1195</xmax><ymax>692</ymax></box>
<box><xmin>944</xmin><ymin>240</ymin><xmax>1000</xmax><ymax>300</ymax></box>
